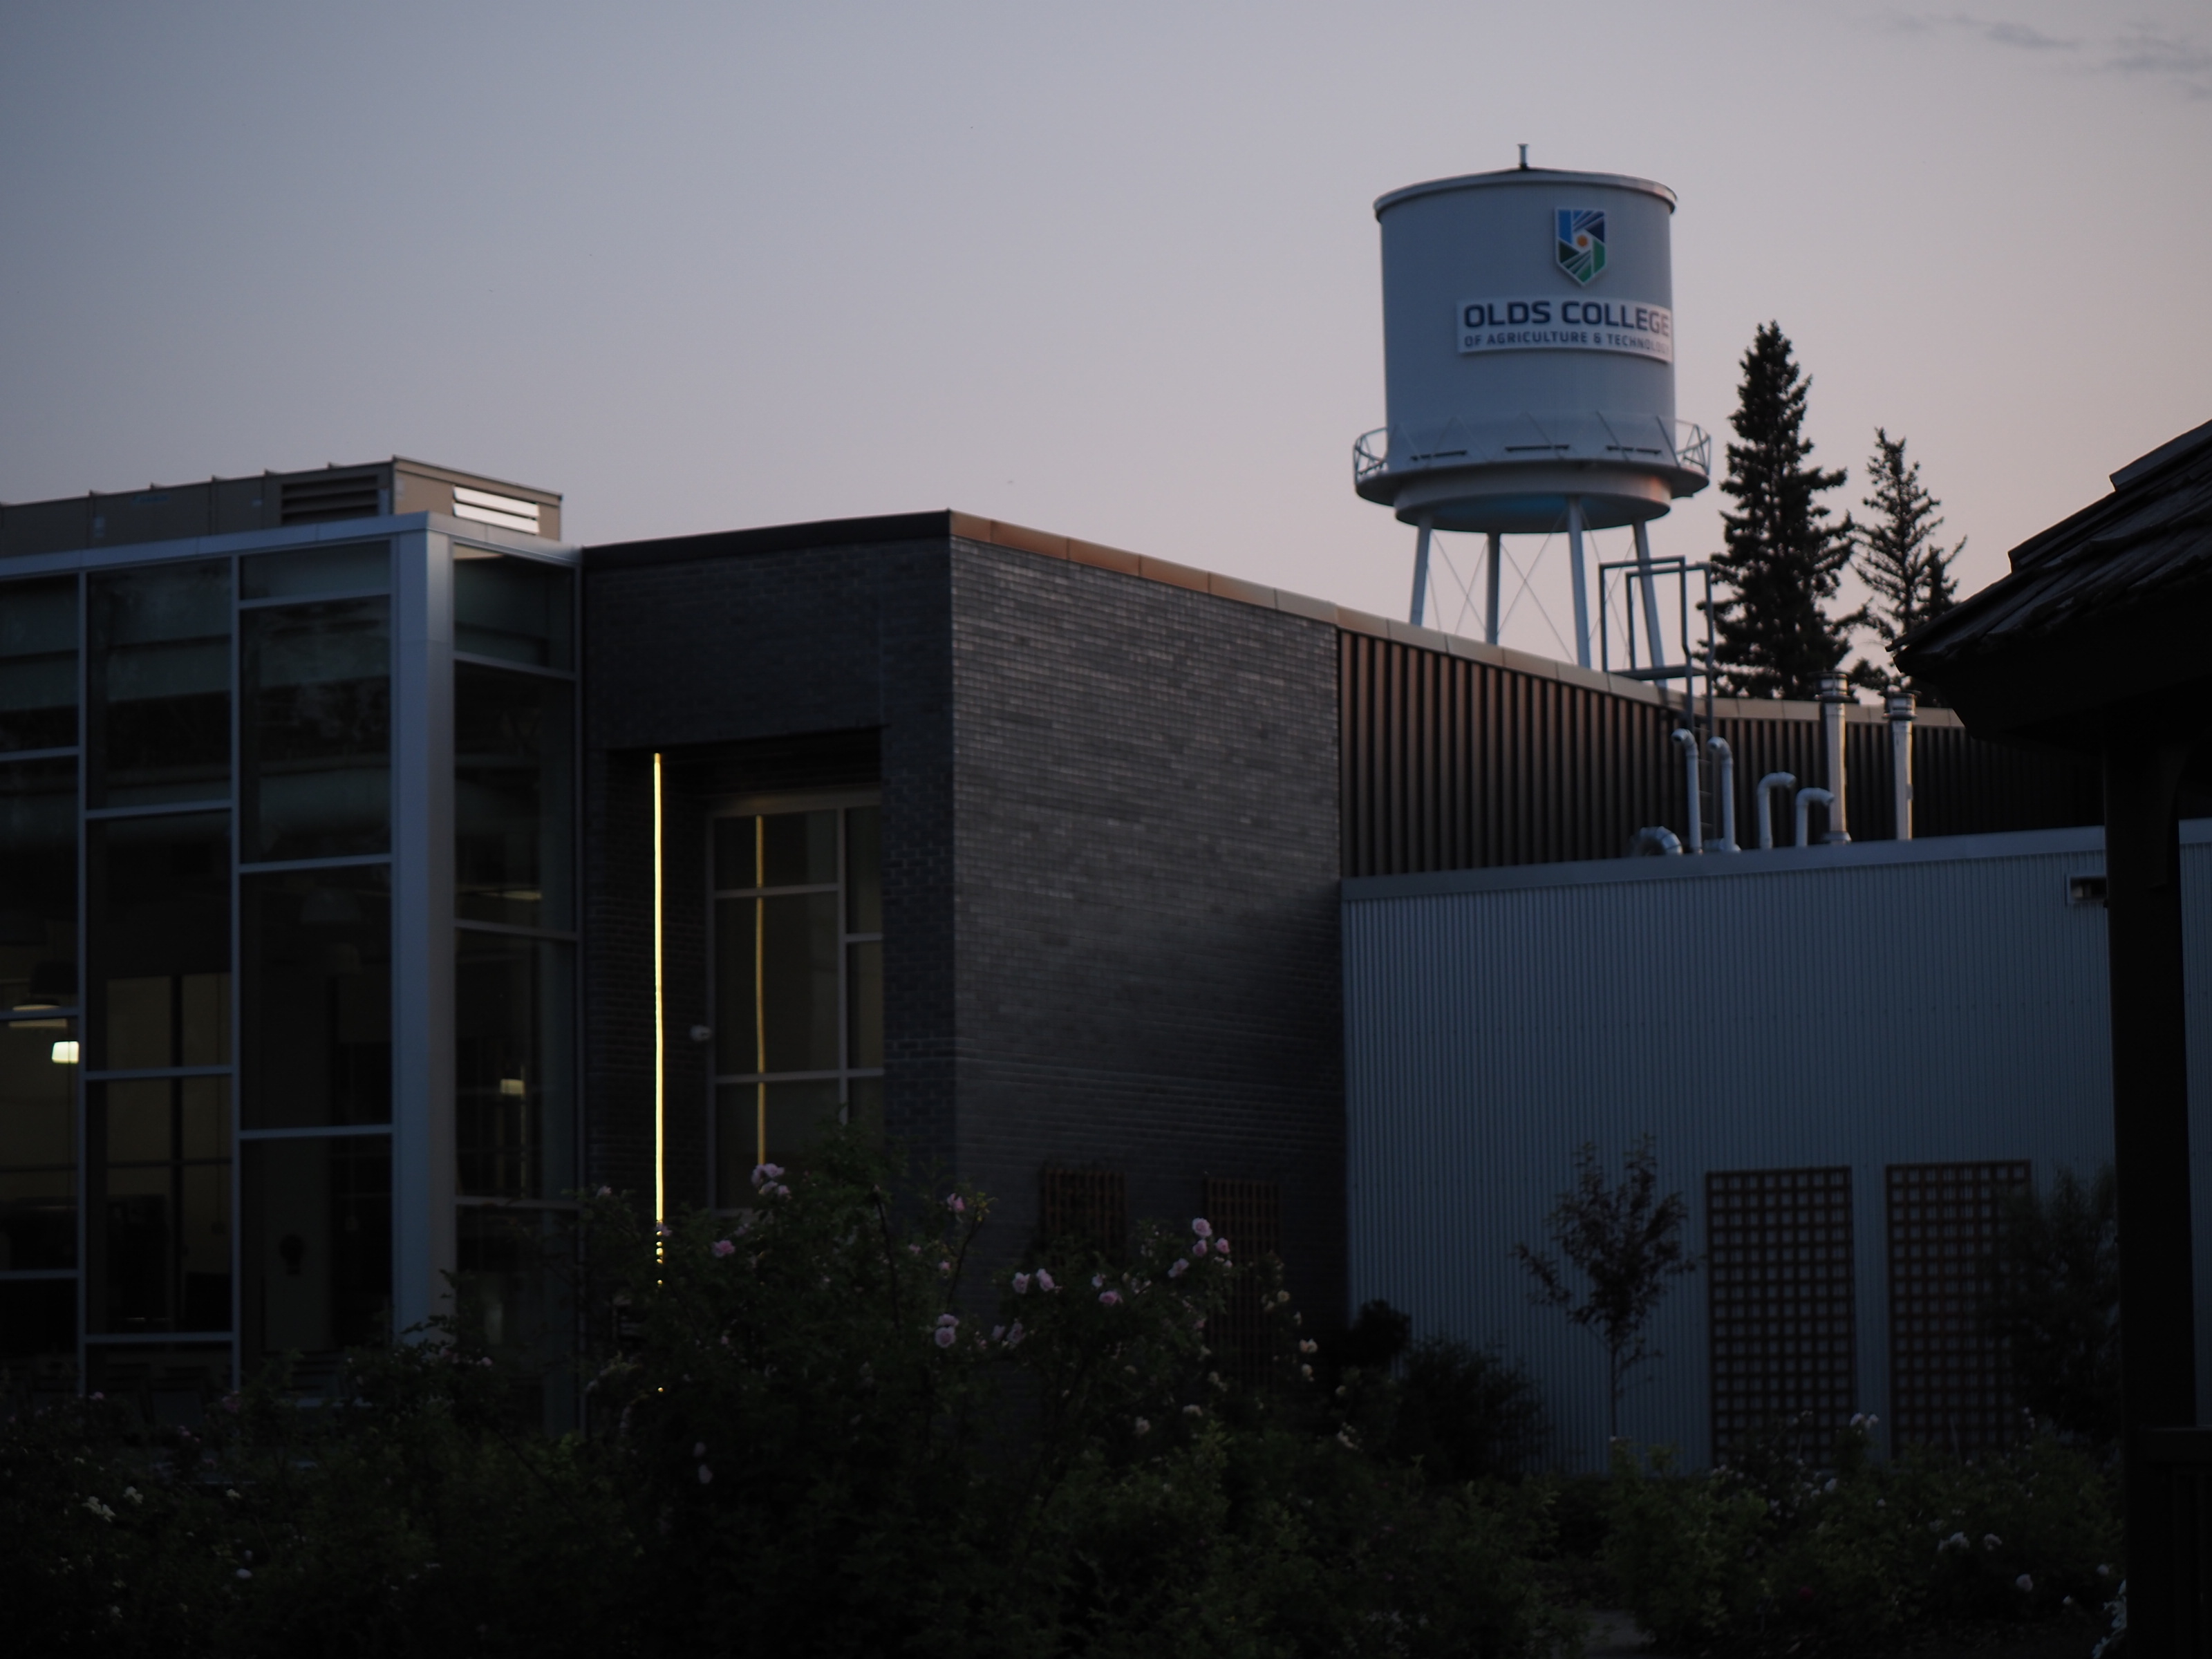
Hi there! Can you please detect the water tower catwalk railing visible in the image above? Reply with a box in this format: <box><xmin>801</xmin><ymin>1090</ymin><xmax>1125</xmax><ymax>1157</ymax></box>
<box><xmin>1352</xmin><ymin>416</ymin><xmax>1713</xmax><ymax>662</ymax></box>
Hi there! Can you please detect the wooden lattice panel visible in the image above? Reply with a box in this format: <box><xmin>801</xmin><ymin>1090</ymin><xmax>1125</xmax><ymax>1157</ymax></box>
<box><xmin>1707</xmin><ymin>1168</ymin><xmax>1857</xmax><ymax>1456</ymax></box>
<box><xmin>1886</xmin><ymin>1161</ymin><xmax>2031</xmax><ymax>1453</ymax></box>
<box><xmin>1202</xmin><ymin>1178</ymin><xmax>1283</xmax><ymax>1389</ymax></box>
<box><xmin>1038</xmin><ymin>1168</ymin><xmax>1127</xmax><ymax>1257</ymax></box>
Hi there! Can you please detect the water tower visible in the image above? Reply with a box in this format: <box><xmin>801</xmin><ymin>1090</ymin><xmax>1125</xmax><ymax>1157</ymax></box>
<box><xmin>1355</xmin><ymin>153</ymin><xmax>1710</xmax><ymax>667</ymax></box>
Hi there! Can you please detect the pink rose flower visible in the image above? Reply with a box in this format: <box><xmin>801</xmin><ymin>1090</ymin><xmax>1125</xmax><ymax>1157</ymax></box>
<box><xmin>1192</xmin><ymin>1240</ymin><xmax>1208</xmax><ymax>1257</ymax></box>
<box><xmin>946</xmin><ymin>1194</ymin><xmax>966</xmax><ymax>1213</ymax></box>
<box><xmin>1216</xmin><ymin>1238</ymin><xmax>1230</xmax><ymax>1255</ymax></box>
<box><xmin>1192</xmin><ymin>1219</ymin><xmax>1213</xmax><ymax>1239</ymax></box>
<box><xmin>1099</xmin><ymin>1290</ymin><xmax>1123</xmax><ymax>1306</ymax></box>
<box><xmin>1168</xmin><ymin>1259</ymin><xmax>1189</xmax><ymax>1278</ymax></box>
<box><xmin>1035</xmin><ymin>1270</ymin><xmax>1056</xmax><ymax>1293</ymax></box>
<box><xmin>1013</xmin><ymin>1272</ymin><xmax>1031</xmax><ymax>1294</ymax></box>
<box><xmin>711</xmin><ymin>1239</ymin><xmax>736</xmax><ymax>1257</ymax></box>
<box><xmin>932</xmin><ymin>1327</ymin><xmax>957</xmax><ymax>1349</ymax></box>
<box><xmin>698</xmin><ymin>1464</ymin><xmax>713</xmax><ymax>1484</ymax></box>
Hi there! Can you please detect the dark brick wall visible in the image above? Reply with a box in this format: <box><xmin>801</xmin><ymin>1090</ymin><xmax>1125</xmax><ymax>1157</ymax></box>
<box><xmin>583</xmin><ymin>534</ymin><xmax>959</xmax><ymax>1201</ymax></box>
<box><xmin>945</xmin><ymin>541</ymin><xmax>1344</xmax><ymax>1319</ymax></box>
<box><xmin>581</xmin><ymin>525</ymin><xmax>1347</xmax><ymax>1323</ymax></box>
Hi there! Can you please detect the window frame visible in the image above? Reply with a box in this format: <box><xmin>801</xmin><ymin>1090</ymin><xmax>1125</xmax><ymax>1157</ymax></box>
<box><xmin>706</xmin><ymin>790</ymin><xmax>883</xmax><ymax>1201</ymax></box>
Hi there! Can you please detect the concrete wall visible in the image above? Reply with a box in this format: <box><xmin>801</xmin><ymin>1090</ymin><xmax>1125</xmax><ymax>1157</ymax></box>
<box><xmin>1343</xmin><ymin>825</ymin><xmax>2212</xmax><ymax>1470</ymax></box>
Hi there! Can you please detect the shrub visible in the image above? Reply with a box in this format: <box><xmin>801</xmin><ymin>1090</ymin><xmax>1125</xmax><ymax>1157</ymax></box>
<box><xmin>1604</xmin><ymin>1417</ymin><xmax>2122</xmax><ymax>1655</ymax></box>
<box><xmin>3</xmin><ymin>1132</ymin><xmax>1582</xmax><ymax>1658</ymax></box>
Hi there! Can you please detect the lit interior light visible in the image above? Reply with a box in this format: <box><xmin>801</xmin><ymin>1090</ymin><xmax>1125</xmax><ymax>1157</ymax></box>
<box><xmin>653</xmin><ymin>752</ymin><xmax>666</xmax><ymax>1229</ymax></box>
<box><xmin>498</xmin><ymin>1076</ymin><xmax>526</xmax><ymax>1098</ymax></box>
<box><xmin>50</xmin><ymin>1040</ymin><xmax>79</xmax><ymax>1065</ymax></box>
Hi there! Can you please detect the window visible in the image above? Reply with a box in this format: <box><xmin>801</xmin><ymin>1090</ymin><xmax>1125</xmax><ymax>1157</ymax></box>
<box><xmin>1706</xmin><ymin>1168</ymin><xmax>1857</xmax><ymax>1456</ymax></box>
<box><xmin>711</xmin><ymin>803</ymin><xmax>883</xmax><ymax>1202</ymax></box>
<box><xmin>88</xmin><ymin>561</ymin><xmax>229</xmax><ymax>807</ymax></box>
<box><xmin>1886</xmin><ymin>1162</ymin><xmax>2030</xmax><ymax>1453</ymax></box>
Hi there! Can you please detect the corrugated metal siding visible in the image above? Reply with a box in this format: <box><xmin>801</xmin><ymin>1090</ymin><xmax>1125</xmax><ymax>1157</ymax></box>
<box><xmin>1342</xmin><ymin>827</ymin><xmax>2212</xmax><ymax>1471</ymax></box>
<box><xmin>1340</xmin><ymin>632</ymin><xmax>2103</xmax><ymax>876</ymax></box>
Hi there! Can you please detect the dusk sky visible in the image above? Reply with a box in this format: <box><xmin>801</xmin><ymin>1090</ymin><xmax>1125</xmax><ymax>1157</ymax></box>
<box><xmin>3</xmin><ymin>1</ymin><xmax>2206</xmax><ymax>668</ymax></box>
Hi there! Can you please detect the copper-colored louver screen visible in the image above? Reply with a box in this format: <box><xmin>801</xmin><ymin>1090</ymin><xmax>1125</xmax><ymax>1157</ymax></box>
<box><xmin>1707</xmin><ymin>1167</ymin><xmax>1857</xmax><ymax>1458</ymax></box>
<box><xmin>1038</xmin><ymin>1168</ymin><xmax>1127</xmax><ymax>1257</ymax></box>
<box><xmin>1886</xmin><ymin>1161</ymin><xmax>2031</xmax><ymax>1454</ymax></box>
<box><xmin>1201</xmin><ymin>1177</ymin><xmax>1283</xmax><ymax>1389</ymax></box>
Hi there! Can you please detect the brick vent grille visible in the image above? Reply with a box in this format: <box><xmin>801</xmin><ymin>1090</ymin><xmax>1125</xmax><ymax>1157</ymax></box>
<box><xmin>1707</xmin><ymin>1168</ymin><xmax>1857</xmax><ymax>1456</ymax></box>
<box><xmin>279</xmin><ymin>472</ymin><xmax>382</xmax><ymax>525</ymax></box>
<box><xmin>1202</xmin><ymin>1178</ymin><xmax>1283</xmax><ymax>1389</ymax></box>
<box><xmin>1886</xmin><ymin>1162</ymin><xmax>2031</xmax><ymax>1453</ymax></box>
<box><xmin>1038</xmin><ymin>1168</ymin><xmax>1127</xmax><ymax>1257</ymax></box>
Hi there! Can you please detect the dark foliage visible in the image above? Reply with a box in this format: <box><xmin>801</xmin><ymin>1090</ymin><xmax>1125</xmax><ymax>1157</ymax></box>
<box><xmin>1982</xmin><ymin>1165</ymin><xmax>2121</xmax><ymax>1447</ymax></box>
<box><xmin>2</xmin><ymin>1134</ymin><xmax>1582</xmax><ymax>1658</ymax></box>
<box><xmin>1389</xmin><ymin>1337</ymin><xmax>1550</xmax><ymax>1483</ymax></box>
<box><xmin>1709</xmin><ymin>323</ymin><xmax>1856</xmax><ymax>697</ymax></box>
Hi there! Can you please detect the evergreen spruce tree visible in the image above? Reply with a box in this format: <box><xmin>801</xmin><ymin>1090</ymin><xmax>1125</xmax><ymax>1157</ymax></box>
<box><xmin>1709</xmin><ymin>323</ymin><xmax>1854</xmax><ymax>697</ymax></box>
<box><xmin>1851</xmin><ymin>427</ymin><xmax>1961</xmax><ymax>695</ymax></box>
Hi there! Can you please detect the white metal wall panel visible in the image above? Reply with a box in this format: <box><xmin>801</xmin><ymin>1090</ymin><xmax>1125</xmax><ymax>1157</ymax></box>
<box><xmin>1344</xmin><ymin>825</ymin><xmax>2212</xmax><ymax>1470</ymax></box>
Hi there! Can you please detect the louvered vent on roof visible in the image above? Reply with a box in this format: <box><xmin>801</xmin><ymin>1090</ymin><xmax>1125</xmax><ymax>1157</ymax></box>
<box><xmin>279</xmin><ymin>472</ymin><xmax>383</xmax><ymax>525</ymax></box>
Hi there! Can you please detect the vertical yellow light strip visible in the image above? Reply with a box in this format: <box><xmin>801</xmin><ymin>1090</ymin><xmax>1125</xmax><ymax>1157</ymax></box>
<box><xmin>755</xmin><ymin>817</ymin><xmax>767</xmax><ymax>1169</ymax></box>
<box><xmin>652</xmin><ymin>753</ymin><xmax>666</xmax><ymax>1227</ymax></box>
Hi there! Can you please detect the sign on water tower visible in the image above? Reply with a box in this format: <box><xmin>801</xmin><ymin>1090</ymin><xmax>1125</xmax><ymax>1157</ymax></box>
<box><xmin>1354</xmin><ymin>155</ymin><xmax>1711</xmax><ymax>664</ymax></box>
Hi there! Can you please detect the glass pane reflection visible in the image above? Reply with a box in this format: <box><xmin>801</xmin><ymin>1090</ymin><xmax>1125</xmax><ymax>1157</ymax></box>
<box><xmin>453</xmin><ymin>554</ymin><xmax>573</xmax><ymax>670</ymax></box>
<box><xmin>88</xmin><ymin>812</ymin><xmax>231</xmax><ymax>1071</ymax></box>
<box><xmin>241</xmin><ymin>866</ymin><xmax>391</xmax><ymax>1129</ymax></box>
<box><xmin>715</xmin><ymin>1079</ymin><xmax>843</xmax><ymax>1202</ymax></box>
<box><xmin>88</xmin><ymin>1077</ymin><xmax>232</xmax><ymax>1335</ymax></box>
<box><xmin>0</xmin><ymin>574</ymin><xmax>78</xmax><ymax>753</ymax></box>
<box><xmin>0</xmin><ymin>1017</ymin><xmax>77</xmax><ymax>1271</ymax></box>
<box><xmin>0</xmin><ymin>757</ymin><xmax>77</xmax><ymax>1018</ymax></box>
<box><xmin>455</xmin><ymin>665</ymin><xmax>573</xmax><ymax>930</ymax></box>
<box><xmin>89</xmin><ymin>561</ymin><xmax>229</xmax><ymax>807</ymax></box>
<box><xmin>243</xmin><ymin>1134</ymin><xmax>391</xmax><ymax>1359</ymax></box>
<box><xmin>456</xmin><ymin>932</ymin><xmax>574</xmax><ymax>1200</ymax></box>
<box><xmin>244</xmin><ymin>598</ymin><xmax>390</xmax><ymax>861</ymax></box>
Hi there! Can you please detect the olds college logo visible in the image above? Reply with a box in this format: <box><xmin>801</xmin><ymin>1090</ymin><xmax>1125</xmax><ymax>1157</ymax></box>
<box><xmin>1555</xmin><ymin>208</ymin><xmax>1606</xmax><ymax>285</ymax></box>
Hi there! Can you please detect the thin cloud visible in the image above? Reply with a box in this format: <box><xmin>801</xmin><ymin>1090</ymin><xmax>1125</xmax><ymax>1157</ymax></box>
<box><xmin>2104</xmin><ymin>26</ymin><xmax>2212</xmax><ymax>99</ymax></box>
<box><xmin>1972</xmin><ymin>19</ymin><xmax>2076</xmax><ymax>50</ymax></box>
<box><xmin>1886</xmin><ymin>9</ymin><xmax>2209</xmax><ymax>103</ymax></box>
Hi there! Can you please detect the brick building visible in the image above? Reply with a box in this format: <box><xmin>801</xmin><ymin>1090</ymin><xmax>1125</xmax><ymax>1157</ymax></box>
<box><xmin>0</xmin><ymin>461</ymin><xmax>2102</xmax><ymax>1423</ymax></box>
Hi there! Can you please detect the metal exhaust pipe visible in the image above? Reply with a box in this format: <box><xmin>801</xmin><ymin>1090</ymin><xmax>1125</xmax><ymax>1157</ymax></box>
<box><xmin>1671</xmin><ymin>728</ymin><xmax>1702</xmax><ymax>854</ymax></box>
<box><xmin>1705</xmin><ymin>735</ymin><xmax>1737</xmax><ymax>852</ymax></box>
<box><xmin>1796</xmin><ymin>786</ymin><xmax>1836</xmax><ymax>847</ymax></box>
<box><xmin>1816</xmin><ymin>671</ymin><xmax>1852</xmax><ymax>843</ymax></box>
<box><xmin>1755</xmin><ymin>772</ymin><xmax>1796</xmax><ymax>850</ymax></box>
<box><xmin>1886</xmin><ymin>693</ymin><xmax>1915</xmax><ymax>840</ymax></box>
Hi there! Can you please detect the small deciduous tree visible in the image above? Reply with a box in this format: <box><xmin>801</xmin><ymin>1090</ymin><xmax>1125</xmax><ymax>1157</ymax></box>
<box><xmin>1709</xmin><ymin>323</ymin><xmax>1856</xmax><ymax>697</ymax></box>
<box><xmin>1850</xmin><ymin>427</ymin><xmax>1962</xmax><ymax>695</ymax></box>
<box><xmin>1514</xmin><ymin>1134</ymin><xmax>1696</xmax><ymax>1445</ymax></box>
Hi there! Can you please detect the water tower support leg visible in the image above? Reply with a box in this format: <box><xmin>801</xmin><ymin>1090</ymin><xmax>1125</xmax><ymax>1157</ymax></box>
<box><xmin>1409</xmin><ymin>514</ymin><xmax>1434</xmax><ymax>628</ymax></box>
<box><xmin>1483</xmin><ymin>534</ymin><xmax>1502</xmax><ymax>646</ymax></box>
<box><xmin>1566</xmin><ymin>497</ymin><xmax>1591</xmax><ymax>668</ymax></box>
<box><xmin>1632</xmin><ymin>519</ymin><xmax>1667</xmax><ymax>673</ymax></box>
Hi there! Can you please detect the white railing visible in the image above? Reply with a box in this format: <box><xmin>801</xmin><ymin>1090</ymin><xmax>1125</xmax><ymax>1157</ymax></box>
<box><xmin>1353</xmin><ymin>418</ymin><xmax>1712</xmax><ymax>484</ymax></box>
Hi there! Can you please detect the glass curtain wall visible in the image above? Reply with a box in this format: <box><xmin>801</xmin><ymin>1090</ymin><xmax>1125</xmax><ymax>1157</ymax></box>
<box><xmin>450</xmin><ymin>551</ymin><xmax>577</xmax><ymax>1429</ymax></box>
<box><xmin>0</xmin><ymin>577</ymin><xmax>81</xmax><ymax>1399</ymax></box>
<box><xmin>711</xmin><ymin>802</ymin><xmax>883</xmax><ymax>1205</ymax></box>
<box><xmin>0</xmin><ymin>543</ymin><xmax>398</xmax><ymax>1407</ymax></box>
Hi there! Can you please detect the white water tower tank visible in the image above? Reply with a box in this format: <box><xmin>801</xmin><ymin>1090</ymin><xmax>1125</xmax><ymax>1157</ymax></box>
<box><xmin>1355</xmin><ymin>159</ymin><xmax>1711</xmax><ymax>662</ymax></box>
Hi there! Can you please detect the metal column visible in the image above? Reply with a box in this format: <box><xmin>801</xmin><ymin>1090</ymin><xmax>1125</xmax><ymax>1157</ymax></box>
<box><xmin>1631</xmin><ymin>519</ymin><xmax>1667</xmax><ymax>671</ymax></box>
<box><xmin>2104</xmin><ymin>729</ymin><xmax>2200</xmax><ymax>1657</ymax></box>
<box><xmin>1409</xmin><ymin>514</ymin><xmax>1434</xmax><ymax>628</ymax></box>
<box><xmin>1566</xmin><ymin>497</ymin><xmax>1589</xmax><ymax>668</ymax></box>
<box><xmin>1484</xmin><ymin>533</ymin><xmax>1502</xmax><ymax>646</ymax></box>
